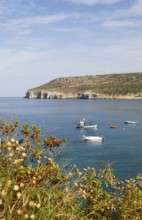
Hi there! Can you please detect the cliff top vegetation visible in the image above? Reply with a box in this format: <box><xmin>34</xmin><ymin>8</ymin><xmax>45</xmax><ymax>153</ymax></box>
<box><xmin>29</xmin><ymin>72</ymin><xmax>142</xmax><ymax>96</ymax></box>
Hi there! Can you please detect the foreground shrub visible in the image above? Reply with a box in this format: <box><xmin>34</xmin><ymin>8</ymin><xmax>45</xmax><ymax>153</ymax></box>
<box><xmin>0</xmin><ymin>120</ymin><xmax>142</xmax><ymax>219</ymax></box>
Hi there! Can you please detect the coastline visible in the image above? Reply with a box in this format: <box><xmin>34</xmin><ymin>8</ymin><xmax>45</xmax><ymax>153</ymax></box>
<box><xmin>25</xmin><ymin>90</ymin><xmax>142</xmax><ymax>100</ymax></box>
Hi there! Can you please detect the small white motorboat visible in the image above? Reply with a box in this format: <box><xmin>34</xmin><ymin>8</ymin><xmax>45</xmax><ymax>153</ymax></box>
<box><xmin>82</xmin><ymin>135</ymin><xmax>104</xmax><ymax>142</ymax></box>
<box><xmin>76</xmin><ymin>119</ymin><xmax>98</xmax><ymax>129</ymax></box>
<box><xmin>125</xmin><ymin>121</ymin><xmax>138</xmax><ymax>124</ymax></box>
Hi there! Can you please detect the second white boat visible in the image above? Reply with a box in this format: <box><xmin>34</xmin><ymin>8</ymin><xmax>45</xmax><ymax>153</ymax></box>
<box><xmin>82</xmin><ymin>134</ymin><xmax>104</xmax><ymax>142</ymax></box>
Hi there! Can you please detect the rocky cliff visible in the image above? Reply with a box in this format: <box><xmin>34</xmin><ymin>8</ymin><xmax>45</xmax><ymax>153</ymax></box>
<box><xmin>25</xmin><ymin>73</ymin><xmax>142</xmax><ymax>99</ymax></box>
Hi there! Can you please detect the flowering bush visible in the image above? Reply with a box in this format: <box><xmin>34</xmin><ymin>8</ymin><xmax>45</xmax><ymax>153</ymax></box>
<box><xmin>0</xmin><ymin>121</ymin><xmax>142</xmax><ymax>219</ymax></box>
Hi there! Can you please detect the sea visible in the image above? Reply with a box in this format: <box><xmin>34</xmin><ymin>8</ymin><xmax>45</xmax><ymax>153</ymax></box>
<box><xmin>0</xmin><ymin>97</ymin><xmax>142</xmax><ymax>180</ymax></box>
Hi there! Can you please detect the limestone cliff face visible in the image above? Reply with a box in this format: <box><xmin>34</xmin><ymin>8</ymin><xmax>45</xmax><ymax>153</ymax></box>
<box><xmin>25</xmin><ymin>90</ymin><xmax>97</xmax><ymax>99</ymax></box>
<box><xmin>25</xmin><ymin>90</ymin><xmax>74</xmax><ymax>99</ymax></box>
<box><xmin>25</xmin><ymin>90</ymin><xmax>142</xmax><ymax>100</ymax></box>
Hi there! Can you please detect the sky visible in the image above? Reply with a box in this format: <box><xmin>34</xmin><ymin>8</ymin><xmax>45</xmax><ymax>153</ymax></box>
<box><xmin>0</xmin><ymin>0</ymin><xmax>142</xmax><ymax>97</ymax></box>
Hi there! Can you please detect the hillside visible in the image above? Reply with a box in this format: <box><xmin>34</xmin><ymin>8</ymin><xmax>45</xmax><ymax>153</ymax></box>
<box><xmin>25</xmin><ymin>72</ymin><xmax>142</xmax><ymax>99</ymax></box>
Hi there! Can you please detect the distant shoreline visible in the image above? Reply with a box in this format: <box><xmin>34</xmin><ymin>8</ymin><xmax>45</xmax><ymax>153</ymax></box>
<box><xmin>25</xmin><ymin>90</ymin><xmax>142</xmax><ymax>100</ymax></box>
<box><xmin>25</xmin><ymin>72</ymin><xmax>142</xmax><ymax>100</ymax></box>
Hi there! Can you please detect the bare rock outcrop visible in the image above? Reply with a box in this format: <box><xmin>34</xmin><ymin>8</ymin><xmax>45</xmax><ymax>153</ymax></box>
<box><xmin>25</xmin><ymin>89</ymin><xmax>142</xmax><ymax>100</ymax></box>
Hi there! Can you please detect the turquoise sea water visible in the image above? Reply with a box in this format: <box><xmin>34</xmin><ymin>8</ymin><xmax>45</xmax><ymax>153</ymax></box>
<box><xmin>0</xmin><ymin>97</ymin><xmax>142</xmax><ymax>180</ymax></box>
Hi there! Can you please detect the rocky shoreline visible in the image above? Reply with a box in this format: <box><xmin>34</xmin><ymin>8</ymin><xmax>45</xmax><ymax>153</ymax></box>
<box><xmin>25</xmin><ymin>90</ymin><xmax>142</xmax><ymax>100</ymax></box>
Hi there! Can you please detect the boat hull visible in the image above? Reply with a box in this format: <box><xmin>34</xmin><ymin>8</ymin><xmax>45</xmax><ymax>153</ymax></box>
<box><xmin>82</xmin><ymin>135</ymin><xmax>103</xmax><ymax>142</ymax></box>
<box><xmin>76</xmin><ymin>124</ymin><xmax>98</xmax><ymax>129</ymax></box>
<box><xmin>110</xmin><ymin>125</ymin><xmax>118</xmax><ymax>128</ymax></box>
<box><xmin>125</xmin><ymin>121</ymin><xmax>137</xmax><ymax>124</ymax></box>
<box><xmin>76</xmin><ymin>120</ymin><xmax>98</xmax><ymax>129</ymax></box>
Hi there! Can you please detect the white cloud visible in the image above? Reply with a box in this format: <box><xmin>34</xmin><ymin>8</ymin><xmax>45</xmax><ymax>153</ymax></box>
<box><xmin>0</xmin><ymin>0</ymin><xmax>36</xmax><ymax>16</ymax></box>
<box><xmin>18</xmin><ymin>29</ymin><xmax>33</xmax><ymax>35</ymax></box>
<box><xmin>103</xmin><ymin>0</ymin><xmax>142</xmax><ymax>28</ymax></box>
<box><xmin>0</xmin><ymin>49</ymin><xmax>43</xmax><ymax>71</ymax></box>
<box><xmin>67</xmin><ymin>0</ymin><xmax>121</xmax><ymax>6</ymax></box>
<box><xmin>0</xmin><ymin>13</ymin><xmax>82</xmax><ymax>33</ymax></box>
<box><xmin>1</xmin><ymin>34</ymin><xmax>142</xmax><ymax>75</ymax></box>
<box><xmin>103</xmin><ymin>19</ymin><xmax>137</xmax><ymax>27</ymax></box>
<box><xmin>112</xmin><ymin>0</ymin><xmax>142</xmax><ymax>18</ymax></box>
<box><xmin>130</xmin><ymin>0</ymin><xmax>142</xmax><ymax>16</ymax></box>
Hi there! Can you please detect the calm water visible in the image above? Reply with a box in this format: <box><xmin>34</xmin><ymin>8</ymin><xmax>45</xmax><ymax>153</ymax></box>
<box><xmin>0</xmin><ymin>97</ymin><xmax>142</xmax><ymax>180</ymax></box>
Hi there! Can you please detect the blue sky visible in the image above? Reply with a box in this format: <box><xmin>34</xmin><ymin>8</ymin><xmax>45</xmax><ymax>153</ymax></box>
<box><xmin>0</xmin><ymin>0</ymin><xmax>142</xmax><ymax>97</ymax></box>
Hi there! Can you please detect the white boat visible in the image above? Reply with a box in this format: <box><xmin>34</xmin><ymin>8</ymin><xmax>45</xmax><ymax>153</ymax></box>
<box><xmin>82</xmin><ymin>134</ymin><xmax>104</xmax><ymax>142</ymax></box>
<box><xmin>83</xmin><ymin>124</ymin><xmax>98</xmax><ymax>129</ymax></box>
<box><xmin>76</xmin><ymin>119</ymin><xmax>98</xmax><ymax>129</ymax></box>
<box><xmin>125</xmin><ymin>121</ymin><xmax>138</xmax><ymax>124</ymax></box>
